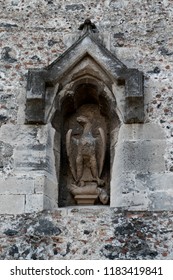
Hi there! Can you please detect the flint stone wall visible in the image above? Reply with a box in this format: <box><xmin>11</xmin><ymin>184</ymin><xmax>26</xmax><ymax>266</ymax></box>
<box><xmin>0</xmin><ymin>1</ymin><xmax>173</xmax><ymax>260</ymax></box>
<box><xmin>0</xmin><ymin>0</ymin><xmax>173</xmax><ymax>259</ymax></box>
<box><xmin>0</xmin><ymin>209</ymin><xmax>173</xmax><ymax>260</ymax></box>
<box><xmin>1</xmin><ymin>0</ymin><xmax>173</xmax><ymax>213</ymax></box>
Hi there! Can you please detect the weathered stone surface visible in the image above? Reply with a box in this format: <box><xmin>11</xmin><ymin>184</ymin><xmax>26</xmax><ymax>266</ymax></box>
<box><xmin>1</xmin><ymin>47</ymin><xmax>17</xmax><ymax>63</ymax></box>
<box><xmin>34</xmin><ymin>175</ymin><xmax>58</xmax><ymax>206</ymax></box>
<box><xmin>0</xmin><ymin>0</ymin><xmax>173</xmax><ymax>260</ymax></box>
<box><xmin>136</xmin><ymin>173</ymin><xmax>173</xmax><ymax>191</ymax></box>
<box><xmin>65</xmin><ymin>4</ymin><xmax>85</xmax><ymax>11</ymax></box>
<box><xmin>114</xmin><ymin>140</ymin><xmax>166</xmax><ymax>174</ymax></box>
<box><xmin>119</xmin><ymin>123</ymin><xmax>166</xmax><ymax>141</ymax></box>
<box><xmin>25</xmin><ymin>194</ymin><xmax>44</xmax><ymax>213</ymax></box>
<box><xmin>0</xmin><ymin>195</ymin><xmax>25</xmax><ymax>214</ymax></box>
<box><xmin>0</xmin><ymin>141</ymin><xmax>13</xmax><ymax>169</ymax></box>
<box><xmin>9</xmin><ymin>245</ymin><xmax>19</xmax><ymax>257</ymax></box>
<box><xmin>34</xmin><ymin>219</ymin><xmax>61</xmax><ymax>235</ymax></box>
<box><xmin>0</xmin><ymin>123</ymin><xmax>57</xmax><ymax>213</ymax></box>
<box><xmin>12</xmin><ymin>124</ymin><xmax>54</xmax><ymax>174</ymax></box>
<box><xmin>0</xmin><ymin>209</ymin><xmax>173</xmax><ymax>260</ymax></box>
<box><xmin>149</xmin><ymin>192</ymin><xmax>173</xmax><ymax>211</ymax></box>
<box><xmin>111</xmin><ymin>172</ymin><xmax>173</xmax><ymax>210</ymax></box>
<box><xmin>44</xmin><ymin>177</ymin><xmax>58</xmax><ymax>202</ymax></box>
<box><xmin>124</xmin><ymin>69</ymin><xmax>144</xmax><ymax>123</ymax></box>
<box><xmin>111</xmin><ymin>123</ymin><xmax>168</xmax><ymax>209</ymax></box>
<box><xmin>4</xmin><ymin>229</ymin><xmax>18</xmax><ymax>236</ymax></box>
<box><xmin>0</xmin><ymin>177</ymin><xmax>34</xmax><ymax>194</ymax></box>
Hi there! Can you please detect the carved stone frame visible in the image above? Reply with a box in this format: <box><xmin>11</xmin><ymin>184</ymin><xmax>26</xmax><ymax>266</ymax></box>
<box><xmin>25</xmin><ymin>31</ymin><xmax>144</xmax><ymax>208</ymax></box>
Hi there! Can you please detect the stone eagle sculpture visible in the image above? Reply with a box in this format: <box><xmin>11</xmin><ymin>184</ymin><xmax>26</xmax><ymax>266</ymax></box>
<box><xmin>66</xmin><ymin>115</ymin><xmax>108</xmax><ymax>205</ymax></box>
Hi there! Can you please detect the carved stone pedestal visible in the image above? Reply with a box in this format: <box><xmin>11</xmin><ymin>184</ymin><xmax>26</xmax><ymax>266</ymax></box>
<box><xmin>69</xmin><ymin>182</ymin><xmax>100</xmax><ymax>205</ymax></box>
<box><xmin>74</xmin><ymin>194</ymin><xmax>98</xmax><ymax>205</ymax></box>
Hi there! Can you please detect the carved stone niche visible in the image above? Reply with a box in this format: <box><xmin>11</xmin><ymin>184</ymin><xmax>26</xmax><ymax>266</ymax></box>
<box><xmin>25</xmin><ymin>22</ymin><xmax>144</xmax><ymax>208</ymax></box>
<box><xmin>52</xmin><ymin>80</ymin><xmax>120</xmax><ymax>206</ymax></box>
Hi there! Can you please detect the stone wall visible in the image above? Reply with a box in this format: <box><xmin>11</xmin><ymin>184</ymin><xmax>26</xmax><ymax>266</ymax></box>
<box><xmin>0</xmin><ymin>209</ymin><xmax>173</xmax><ymax>260</ymax></box>
<box><xmin>1</xmin><ymin>0</ymin><xmax>173</xmax><ymax>170</ymax></box>
<box><xmin>0</xmin><ymin>0</ymin><xmax>173</xmax><ymax>258</ymax></box>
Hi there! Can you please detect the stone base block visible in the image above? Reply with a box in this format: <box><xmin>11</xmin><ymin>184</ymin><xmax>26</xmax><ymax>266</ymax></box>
<box><xmin>75</xmin><ymin>194</ymin><xmax>98</xmax><ymax>205</ymax></box>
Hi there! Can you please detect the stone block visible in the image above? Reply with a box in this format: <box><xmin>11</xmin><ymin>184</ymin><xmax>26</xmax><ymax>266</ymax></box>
<box><xmin>34</xmin><ymin>175</ymin><xmax>45</xmax><ymax>193</ymax></box>
<box><xmin>135</xmin><ymin>173</ymin><xmax>173</xmax><ymax>192</ymax></box>
<box><xmin>34</xmin><ymin>174</ymin><xmax>58</xmax><ymax>203</ymax></box>
<box><xmin>118</xmin><ymin>123</ymin><xmax>166</xmax><ymax>141</ymax></box>
<box><xmin>12</xmin><ymin>124</ymin><xmax>56</xmax><ymax>176</ymax></box>
<box><xmin>43</xmin><ymin>195</ymin><xmax>58</xmax><ymax>210</ymax></box>
<box><xmin>0</xmin><ymin>177</ymin><xmax>34</xmax><ymax>194</ymax></box>
<box><xmin>123</xmin><ymin>69</ymin><xmax>144</xmax><ymax>123</ymax></box>
<box><xmin>0</xmin><ymin>125</ymin><xmax>46</xmax><ymax>146</ymax></box>
<box><xmin>0</xmin><ymin>194</ymin><xmax>25</xmax><ymax>214</ymax></box>
<box><xmin>25</xmin><ymin>194</ymin><xmax>44</xmax><ymax>213</ymax></box>
<box><xmin>114</xmin><ymin>140</ymin><xmax>166</xmax><ymax>174</ymax></box>
<box><xmin>112</xmin><ymin>191</ymin><xmax>149</xmax><ymax>210</ymax></box>
<box><xmin>149</xmin><ymin>191</ymin><xmax>173</xmax><ymax>211</ymax></box>
<box><xmin>25</xmin><ymin>70</ymin><xmax>46</xmax><ymax>124</ymax></box>
<box><xmin>111</xmin><ymin>172</ymin><xmax>173</xmax><ymax>210</ymax></box>
<box><xmin>45</xmin><ymin>176</ymin><xmax>58</xmax><ymax>202</ymax></box>
<box><xmin>111</xmin><ymin>123</ymin><xmax>168</xmax><ymax>209</ymax></box>
<box><xmin>111</xmin><ymin>172</ymin><xmax>149</xmax><ymax>209</ymax></box>
<box><xmin>14</xmin><ymin>149</ymin><xmax>47</xmax><ymax>170</ymax></box>
<box><xmin>111</xmin><ymin>172</ymin><xmax>136</xmax><ymax>198</ymax></box>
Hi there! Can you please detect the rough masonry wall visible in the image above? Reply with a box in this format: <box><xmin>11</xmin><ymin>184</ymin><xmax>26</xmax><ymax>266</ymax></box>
<box><xmin>0</xmin><ymin>209</ymin><xmax>173</xmax><ymax>260</ymax></box>
<box><xmin>0</xmin><ymin>0</ymin><xmax>173</xmax><ymax>258</ymax></box>
<box><xmin>0</xmin><ymin>0</ymin><xmax>173</xmax><ymax>175</ymax></box>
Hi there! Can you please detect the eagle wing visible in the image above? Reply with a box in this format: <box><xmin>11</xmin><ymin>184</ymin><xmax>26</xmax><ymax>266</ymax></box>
<box><xmin>66</xmin><ymin>129</ymin><xmax>77</xmax><ymax>181</ymax></box>
<box><xmin>98</xmin><ymin>127</ymin><xmax>106</xmax><ymax>177</ymax></box>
